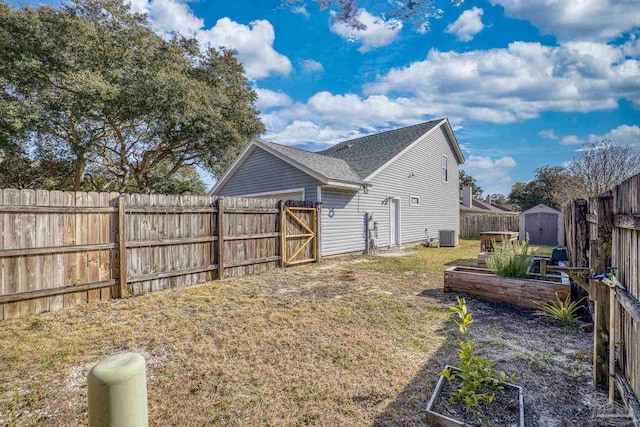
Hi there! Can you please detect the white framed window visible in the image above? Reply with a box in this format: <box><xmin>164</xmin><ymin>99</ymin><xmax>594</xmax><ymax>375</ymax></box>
<box><xmin>409</xmin><ymin>195</ymin><xmax>420</xmax><ymax>206</ymax></box>
<box><xmin>442</xmin><ymin>155</ymin><xmax>448</xmax><ymax>182</ymax></box>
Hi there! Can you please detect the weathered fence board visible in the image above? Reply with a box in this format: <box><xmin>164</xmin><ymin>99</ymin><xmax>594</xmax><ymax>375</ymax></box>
<box><xmin>566</xmin><ymin>173</ymin><xmax>640</xmax><ymax>415</ymax></box>
<box><xmin>460</xmin><ymin>214</ymin><xmax>519</xmax><ymax>238</ymax></box>
<box><xmin>0</xmin><ymin>189</ymin><xmax>320</xmax><ymax>320</ymax></box>
<box><xmin>613</xmin><ymin>175</ymin><xmax>640</xmax><ymax>402</ymax></box>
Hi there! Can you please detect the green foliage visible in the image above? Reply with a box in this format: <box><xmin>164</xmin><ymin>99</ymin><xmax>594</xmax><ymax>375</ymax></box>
<box><xmin>486</xmin><ymin>238</ymin><xmax>533</xmax><ymax>278</ymax></box>
<box><xmin>459</xmin><ymin>170</ymin><xmax>483</xmax><ymax>198</ymax></box>
<box><xmin>535</xmin><ymin>293</ymin><xmax>584</xmax><ymax>326</ymax></box>
<box><xmin>442</xmin><ymin>298</ymin><xmax>516</xmax><ymax>416</ymax></box>
<box><xmin>508</xmin><ymin>145</ymin><xmax>640</xmax><ymax>211</ymax></box>
<box><xmin>0</xmin><ymin>0</ymin><xmax>263</xmax><ymax>193</ymax></box>
<box><xmin>508</xmin><ymin>165</ymin><xmax>566</xmax><ymax>210</ymax></box>
<box><xmin>449</xmin><ymin>297</ymin><xmax>473</xmax><ymax>335</ymax></box>
<box><xmin>488</xmin><ymin>193</ymin><xmax>509</xmax><ymax>205</ymax></box>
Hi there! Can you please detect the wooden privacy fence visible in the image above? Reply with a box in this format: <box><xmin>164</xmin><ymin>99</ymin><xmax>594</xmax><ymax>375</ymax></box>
<box><xmin>0</xmin><ymin>189</ymin><xmax>321</xmax><ymax>320</ymax></box>
<box><xmin>565</xmin><ymin>174</ymin><xmax>640</xmax><ymax>422</ymax></box>
<box><xmin>460</xmin><ymin>214</ymin><xmax>519</xmax><ymax>238</ymax></box>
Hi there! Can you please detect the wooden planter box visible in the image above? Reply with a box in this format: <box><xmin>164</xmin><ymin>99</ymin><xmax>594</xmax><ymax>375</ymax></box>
<box><xmin>426</xmin><ymin>365</ymin><xmax>524</xmax><ymax>427</ymax></box>
<box><xmin>443</xmin><ymin>266</ymin><xmax>570</xmax><ymax>309</ymax></box>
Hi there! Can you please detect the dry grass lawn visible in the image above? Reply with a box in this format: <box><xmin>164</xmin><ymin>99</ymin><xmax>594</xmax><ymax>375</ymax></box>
<box><xmin>0</xmin><ymin>239</ymin><xmax>616</xmax><ymax>426</ymax></box>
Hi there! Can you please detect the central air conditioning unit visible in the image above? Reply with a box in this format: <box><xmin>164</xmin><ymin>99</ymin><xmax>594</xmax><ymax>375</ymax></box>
<box><xmin>439</xmin><ymin>230</ymin><xmax>458</xmax><ymax>247</ymax></box>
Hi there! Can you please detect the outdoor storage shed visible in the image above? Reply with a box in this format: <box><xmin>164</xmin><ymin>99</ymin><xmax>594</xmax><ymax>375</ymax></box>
<box><xmin>519</xmin><ymin>204</ymin><xmax>564</xmax><ymax>246</ymax></box>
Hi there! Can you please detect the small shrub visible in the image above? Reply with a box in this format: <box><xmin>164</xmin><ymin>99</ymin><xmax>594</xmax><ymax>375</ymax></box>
<box><xmin>486</xmin><ymin>238</ymin><xmax>533</xmax><ymax>278</ymax></box>
<box><xmin>442</xmin><ymin>298</ymin><xmax>516</xmax><ymax>415</ymax></box>
<box><xmin>535</xmin><ymin>293</ymin><xmax>584</xmax><ymax>326</ymax></box>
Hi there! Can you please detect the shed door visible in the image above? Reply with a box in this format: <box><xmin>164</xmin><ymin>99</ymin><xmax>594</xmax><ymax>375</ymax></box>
<box><xmin>525</xmin><ymin>212</ymin><xmax>558</xmax><ymax>245</ymax></box>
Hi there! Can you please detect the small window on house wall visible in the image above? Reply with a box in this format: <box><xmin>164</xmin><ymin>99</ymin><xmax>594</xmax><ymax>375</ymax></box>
<box><xmin>442</xmin><ymin>155</ymin><xmax>448</xmax><ymax>182</ymax></box>
<box><xmin>409</xmin><ymin>196</ymin><xmax>420</xmax><ymax>206</ymax></box>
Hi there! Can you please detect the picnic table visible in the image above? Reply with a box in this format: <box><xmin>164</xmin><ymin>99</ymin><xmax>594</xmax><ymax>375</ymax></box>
<box><xmin>479</xmin><ymin>231</ymin><xmax>519</xmax><ymax>252</ymax></box>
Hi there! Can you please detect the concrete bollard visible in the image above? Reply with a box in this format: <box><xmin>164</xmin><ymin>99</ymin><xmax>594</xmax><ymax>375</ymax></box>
<box><xmin>87</xmin><ymin>353</ymin><xmax>149</xmax><ymax>427</ymax></box>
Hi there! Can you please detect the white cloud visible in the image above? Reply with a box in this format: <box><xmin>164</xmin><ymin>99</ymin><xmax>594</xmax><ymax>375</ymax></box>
<box><xmin>491</xmin><ymin>0</ymin><xmax>640</xmax><ymax>42</ymax></box>
<box><xmin>301</xmin><ymin>59</ymin><xmax>324</xmax><ymax>73</ymax></box>
<box><xmin>262</xmin><ymin>91</ymin><xmax>430</xmax><ymax>135</ymax></box>
<box><xmin>604</xmin><ymin>125</ymin><xmax>640</xmax><ymax>145</ymax></box>
<box><xmin>261</xmin><ymin>40</ymin><xmax>640</xmax><ymax>146</ymax></box>
<box><xmin>198</xmin><ymin>19</ymin><xmax>292</xmax><ymax>80</ymax></box>
<box><xmin>259</xmin><ymin>91</ymin><xmax>441</xmax><ymax>146</ymax></box>
<box><xmin>139</xmin><ymin>0</ymin><xmax>203</xmax><ymax>34</ymax></box>
<box><xmin>560</xmin><ymin>135</ymin><xmax>583</xmax><ymax>145</ymax></box>
<box><xmin>539</xmin><ymin>129</ymin><xmax>557</xmax><ymax>139</ymax></box>
<box><xmin>291</xmin><ymin>5</ymin><xmax>310</xmax><ymax>18</ymax></box>
<box><xmin>364</xmin><ymin>41</ymin><xmax>640</xmax><ymax>123</ymax></box>
<box><xmin>446</xmin><ymin>7</ymin><xmax>485</xmax><ymax>42</ymax></box>
<box><xmin>464</xmin><ymin>155</ymin><xmax>517</xmax><ymax>194</ymax></box>
<box><xmin>255</xmin><ymin>89</ymin><xmax>293</xmax><ymax>110</ymax></box>
<box><xmin>560</xmin><ymin>124</ymin><xmax>640</xmax><ymax>146</ymax></box>
<box><xmin>126</xmin><ymin>0</ymin><xmax>291</xmax><ymax>80</ymax></box>
<box><xmin>263</xmin><ymin>121</ymin><xmax>368</xmax><ymax>145</ymax></box>
<box><xmin>330</xmin><ymin>9</ymin><xmax>402</xmax><ymax>52</ymax></box>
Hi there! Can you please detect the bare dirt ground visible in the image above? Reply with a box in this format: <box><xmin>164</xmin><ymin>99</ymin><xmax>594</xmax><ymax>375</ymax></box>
<box><xmin>0</xmin><ymin>240</ymin><xmax>626</xmax><ymax>426</ymax></box>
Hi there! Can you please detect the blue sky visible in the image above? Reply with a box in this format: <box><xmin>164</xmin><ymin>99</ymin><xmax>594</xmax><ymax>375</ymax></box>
<box><xmin>11</xmin><ymin>0</ymin><xmax>640</xmax><ymax>194</ymax></box>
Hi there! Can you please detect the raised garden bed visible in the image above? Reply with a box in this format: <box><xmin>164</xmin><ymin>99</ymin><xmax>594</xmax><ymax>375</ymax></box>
<box><xmin>426</xmin><ymin>365</ymin><xmax>524</xmax><ymax>427</ymax></box>
<box><xmin>443</xmin><ymin>266</ymin><xmax>570</xmax><ymax>309</ymax></box>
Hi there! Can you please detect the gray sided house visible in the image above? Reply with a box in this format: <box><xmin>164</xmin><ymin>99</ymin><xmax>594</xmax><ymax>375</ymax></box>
<box><xmin>210</xmin><ymin>119</ymin><xmax>465</xmax><ymax>256</ymax></box>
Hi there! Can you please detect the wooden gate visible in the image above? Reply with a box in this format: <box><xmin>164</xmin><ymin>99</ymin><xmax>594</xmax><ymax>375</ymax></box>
<box><xmin>280</xmin><ymin>201</ymin><xmax>321</xmax><ymax>266</ymax></box>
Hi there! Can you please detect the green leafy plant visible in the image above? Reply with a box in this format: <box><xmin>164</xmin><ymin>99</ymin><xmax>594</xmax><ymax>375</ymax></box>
<box><xmin>442</xmin><ymin>298</ymin><xmax>517</xmax><ymax>417</ymax></box>
<box><xmin>535</xmin><ymin>293</ymin><xmax>584</xmax><ymax>326</ymax></box>
<box><xmin>486</xmin><ymin>238</ymin><xmax>533</xmax><ymax>278</ymax></box>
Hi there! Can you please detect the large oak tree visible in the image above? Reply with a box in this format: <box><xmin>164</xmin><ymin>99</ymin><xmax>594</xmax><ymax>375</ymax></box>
<box><xmin>0</xmin><ymin>0</ymin><xmax>264</xmax><ymax>193</ymax></box>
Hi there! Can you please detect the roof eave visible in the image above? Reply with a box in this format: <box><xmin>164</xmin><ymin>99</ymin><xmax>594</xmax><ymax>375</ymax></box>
<box><xmin>210</xmin><ymin>138</ymin><xmax>363</xmax><ymax>195</ymax></box>
<box><xmin>442</xmin><ymin>118</ymin><xmax>465</xmax><ymax>164</ymax></box>
<box><xmin>209</xmin><ymin>136</ymin><xmax>260</xmax><ymax>195</ymax></box>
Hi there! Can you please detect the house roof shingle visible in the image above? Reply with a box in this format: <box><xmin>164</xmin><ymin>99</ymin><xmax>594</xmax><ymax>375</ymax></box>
<box><xmin>318</xmin><ymin>120</ymin><xmax>444</xmax><ymax>178</ymax></box>
<box><xmin>259</xmin><ymin>140</ymin><xmax>363</xmax><ymax>183</ymax></box>
<box><xmin>211</xmin><ymin>118</ymin><xmax>464</xmax><ymax>195</ymax></box>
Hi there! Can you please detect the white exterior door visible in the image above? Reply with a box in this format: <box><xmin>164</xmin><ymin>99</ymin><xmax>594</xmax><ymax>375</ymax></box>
<box><xmin>390</xmin><ymin>198</ymin><xmax>400</xmax><ymax>246</ymax></box>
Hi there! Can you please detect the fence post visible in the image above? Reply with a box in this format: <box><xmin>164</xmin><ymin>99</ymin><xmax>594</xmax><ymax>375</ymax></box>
<box><xmin>315</xmin><ymin>202</ymin><xmax>322</xmax><ymax>263</ymax></box>
<box><xmin>88</xmin><ymin>352</ymin><xmax>148</xmax><ymax>427</ymax></box>
<box><xmin>279</xmin><ymin>200</ymin><xmax>286</xmax><ymax>267</ymax></box>
<box><xmin>609</xmin><ymin>284</ymin><xmax>617</xmax><ymax>403</ymax></box>
<box><xmin>567</xmin><ymin>199</ymin><xmax>590</xmax><ymax>309</ymax></box>
<box><xmin>117</xmin><ymin>195</ymin><xmax>128</xmax><ymax>298</ymax></box>
<box><xmin>592</xmin><ymin>194</ymin><xmax>614</xmax><ymax>386</ymax></box>
<box><xmin>217</xmin><ymin>197</ymin><xmax>224</xmax><ymax>280</ymax></box>
<box><xmin>573</xmin><ymin>199</ymin><xmax>589</xmax><ymax>268</ymax></box>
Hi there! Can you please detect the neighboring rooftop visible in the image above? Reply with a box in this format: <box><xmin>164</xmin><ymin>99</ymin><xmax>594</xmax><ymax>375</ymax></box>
<box><xmin>319</xmin><ymin>120</ymin><xmax>444</xmax><ymax>178</ymax></box>
<box><xmin>460</xmin><ymin>197</ymin><xmax>519</xmax><ymax>214</ymax></box>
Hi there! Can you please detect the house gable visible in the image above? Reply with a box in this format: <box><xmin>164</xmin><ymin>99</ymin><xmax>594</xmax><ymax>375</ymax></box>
<box><xmin>364</xmin><ymin>119</ymin><xmax>464</xmax><ymax>182</ymax></box>
<box><xmin>214</xmin><ymin>144</ymin><xmax>323</xmax><ymax>202</ymax></box>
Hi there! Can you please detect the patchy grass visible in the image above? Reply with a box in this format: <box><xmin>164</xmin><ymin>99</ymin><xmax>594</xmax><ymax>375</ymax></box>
<box><xmin>0</xmin><ymin>261</ymin><xmax>452</xmax><ymax>426</ymax></box>
<box><xmin>0</xmin><ymin>240</ymin><xmax>617</xmax><ymax>426</ymax></box>
<box><xmin>356</xmin><ymin>239</ymin><xmax>555</xmax><ymax>277</ymax></box>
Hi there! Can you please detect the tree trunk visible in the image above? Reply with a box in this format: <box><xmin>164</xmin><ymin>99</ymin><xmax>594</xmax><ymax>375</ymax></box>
<box><xmin>73</xmin><ymin>154</ymin><xmax>87</xmax><ymax>191</ymax></box>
